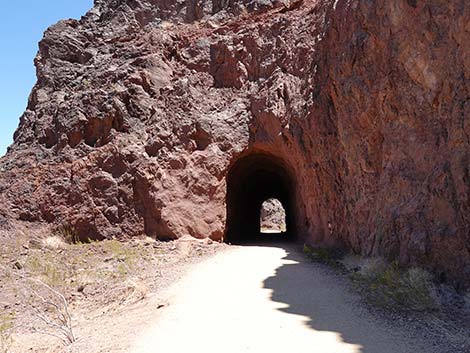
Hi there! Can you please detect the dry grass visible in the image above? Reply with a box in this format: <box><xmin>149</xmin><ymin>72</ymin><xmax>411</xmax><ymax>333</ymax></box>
<box><xmin>55</xmin><ymin>224</ymin><xmax>81</xmax><ymax>244</ymax></box>
<box><xmin>1</xmin><ymin>237</ymin><xmax>154</xmax><ymax>347</ymax></box>
<box><xmin>0</xmin><ymin>224</ymin><xmax>224</xmax><ymax>352</ymax></box>
<box><xmin>303</xmin><ymin>244</ymin><xmax>344</xmax><ymax>268</ymax></box>
<box><xmin>0</xmin><ymin>313</ymin><xmax>14</xmax><ymax>353</ymax></box>
<box><xmin>302</xmin><ymin>246</ymin><xmax>470</xmax><ymax>349</ymax></box>
<box><xmin>303</xmin><ymin>246</ymin><xmax>440</xmax><ymax>312</ymax></box>
<box><xmin>350</xmin><ymin>258</ymin><xmax>438</xmax><ymax>312</ymax></box>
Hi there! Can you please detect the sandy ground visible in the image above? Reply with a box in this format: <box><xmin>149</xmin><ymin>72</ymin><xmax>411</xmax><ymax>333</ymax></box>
<box><xmin>128</xmin><ymin>242</ymin><xmax>438</xmax><ymax>353</ymax></box>
<box><xmin>3</xmin><ymin>232</ymin><xmax>467</xmax><ymax>353</ymax></box>
<box><xmin>0</xmin><ymin>226</ymin><xmax>225</xmax><ymax>353</ymax></box>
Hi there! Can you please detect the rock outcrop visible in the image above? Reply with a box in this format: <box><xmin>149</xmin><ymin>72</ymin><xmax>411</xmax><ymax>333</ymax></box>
<box><xmin>260</xmin><ymin>198</ymin><xmax>287</xmax><ymax>232</ymax></box>
<box><xmin>0</xmin><ymin>0</ymin><xmax>468</xmax><ymax>288</ymax></box>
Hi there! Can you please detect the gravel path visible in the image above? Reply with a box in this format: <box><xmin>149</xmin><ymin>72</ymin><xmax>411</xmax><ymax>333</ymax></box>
<box><xmin>129</xmin><ymin>243</ymin><xmax>439</xmax><ymax>353</ymax></box>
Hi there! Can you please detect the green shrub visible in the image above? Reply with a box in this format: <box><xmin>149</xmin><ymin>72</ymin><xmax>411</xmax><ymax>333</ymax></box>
<box><xmin>351</xmin><ymin>259</ymin><xmax>438</xmax><ymax>312</ymax></box>
<box><xmin>303</xmin><ymin>244</ymin><xmax>343</xmax><ymax>268</ymax></box>
<box><xmin>56</xmin><ymin>224</ymin><xmax>80</xmax><ymax>244</ymax></box>
<box><xmin>25</xmin><ymin>252</ymin><xmax>70</xmax><ymax>289</ymax></box>
<box><xmin>0</xmin><ymin>313</ymin><xmax>14</xmax><ymax>353</ymax></box>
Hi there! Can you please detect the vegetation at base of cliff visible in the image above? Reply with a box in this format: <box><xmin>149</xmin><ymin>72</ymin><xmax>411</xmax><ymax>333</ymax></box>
<box><xmin>1</xmin><ymin>228</ymin><xmax>223</xmax><ymax>351</ymax></box>
<box><xmin>350</xmin><ymin>259</ymin><xmax>438</xmax><ymax>312</ymax></box>
<box><xmin>0</xmin><ymin>313</ymin><xmax>14</xmax><ymax>353</ymax></box>
<box><xmin>302</xmin><ymin>244</ymin><xmax>344</xmax><ymax>268</ymax></box>
<box><xmin>55</xmin><ymin>224</ymin><xmax>85</xmax><ymax>244</ymax></box>
<box><xmin>303</xmin><ymin>244</ymin><xmax>438</xmax><ymax>312</ymax></box>
<box><xmin>20</xmin><ymin>237</ymin><xmax>157</xmax><ymax>292</ymax></box>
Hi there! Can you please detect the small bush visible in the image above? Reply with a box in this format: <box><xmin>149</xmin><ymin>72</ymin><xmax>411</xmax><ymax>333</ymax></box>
<box><xmin>25</xmin><ymin>252</ymin><xmax>70</xmax><ymax>289</ymax></box>
<box><xmin>0</xmin><ymin>313</ymin><xmax>14</xmax><ymax>353</ymax></box>
<box><xmin>351</xmin><ymin>260</ymin><xmax>438</xmax><ymax>312</ymax></box>
<box><xmin>303</xmin><ymin>244</ymin><xmax>343</xmax><ymax>268</ymax></box>
<box><xmin>56</xmin><ymin>224</ymin><xmax>80</xmax><ymax>244</ymax></box>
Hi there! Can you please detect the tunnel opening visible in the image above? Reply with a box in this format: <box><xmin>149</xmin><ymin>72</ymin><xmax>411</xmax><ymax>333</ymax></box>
<box><xmin>225</xmin><ymin>153</ymin><xmax>297</xmax><ymax>244</ymax></box>
<box><xmin>260</xmin><ymin>198</ymin><xmax>287</xmax><ymax>234</ymax></box>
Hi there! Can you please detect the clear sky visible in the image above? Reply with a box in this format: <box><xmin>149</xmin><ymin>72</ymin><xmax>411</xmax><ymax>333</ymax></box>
<box><xmin>0</xmin><ymin>1</ymin><xmax>94</xmax><ymax>157</ymax></box>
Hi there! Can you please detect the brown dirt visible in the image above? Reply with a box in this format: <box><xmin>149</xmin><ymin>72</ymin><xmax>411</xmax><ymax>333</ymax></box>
<box><xmin>127</xmin><ymin>243</ymin><xmax>470</xmax><ymax>353</ymax></box>
<box><xmin>0</xmin><ymin>222</ymin><xmax>468</xmax><ymax>352</ymax></box>
<box><xmin>0</xmin><ymin>221</ymin><xmax>227</xmax><ymax>353</ymax></box>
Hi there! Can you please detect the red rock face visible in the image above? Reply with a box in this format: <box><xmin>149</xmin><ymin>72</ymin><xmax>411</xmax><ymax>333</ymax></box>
<box><xmin>0</xmin><ymin>0</ymin><xmax>468</xmax><ymax>288</ymax></box>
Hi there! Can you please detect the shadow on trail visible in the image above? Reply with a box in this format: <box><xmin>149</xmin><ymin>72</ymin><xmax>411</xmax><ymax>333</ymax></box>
<box><xmin>242</xmin><ymin>239</ymin><xmax>410</xmax><ymax>353</ymax></box>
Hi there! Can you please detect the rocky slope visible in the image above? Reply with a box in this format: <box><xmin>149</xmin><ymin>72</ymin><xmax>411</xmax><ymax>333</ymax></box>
<box><xmin>0</xmin><ymin>0</ymin><xmax>468</xmax><ymax>288</ymax></box>
<box><xmin>260</xmin><ymin>198</ymin><xmax>287</xmax><ymax>232</ymax></box>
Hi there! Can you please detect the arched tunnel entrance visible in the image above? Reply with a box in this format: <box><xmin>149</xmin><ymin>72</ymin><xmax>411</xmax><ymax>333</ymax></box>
<box><xmin>225</xmin><ymin>153</ymin><xmax>297</xmax><ymax>244</ymax></box>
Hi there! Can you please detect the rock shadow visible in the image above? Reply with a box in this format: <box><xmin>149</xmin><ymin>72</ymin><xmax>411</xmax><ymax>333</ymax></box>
<box><xmin>246</xmin><ymin>241</ymin><xmax>429</xmax><ymax>353</ymax></box>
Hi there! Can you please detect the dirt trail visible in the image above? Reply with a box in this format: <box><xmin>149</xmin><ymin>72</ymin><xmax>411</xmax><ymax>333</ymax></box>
<box><xmin>129</xmin><ymin>243</ymin><xmax>436</xmax><ymax>353</ymax></box>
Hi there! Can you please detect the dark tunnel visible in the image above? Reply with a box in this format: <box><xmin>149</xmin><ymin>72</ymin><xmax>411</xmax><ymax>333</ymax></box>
<box><xmin>225</xmin><ymin>153</ymin><xmax>297</xmax><ymax>244</ymax></box>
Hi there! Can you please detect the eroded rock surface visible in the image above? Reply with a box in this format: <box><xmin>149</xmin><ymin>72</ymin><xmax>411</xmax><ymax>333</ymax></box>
<box><xmin>0</xmin><ymin>0</ymin><xmax>468</xmax><ymax>288</ymax></box>
<box><xmin>260</xmin><ymin>198</ymin><xmax>287</xmax><ymax>232</ymax></box>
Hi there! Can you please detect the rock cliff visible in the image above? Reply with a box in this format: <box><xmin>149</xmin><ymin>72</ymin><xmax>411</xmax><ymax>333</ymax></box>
<box><xmin>260</xmin><ymin>198</ymin><xmax>287</xmax><ymax>232</ymax></box>
<box><xmin>0</xmin><ymin>0</ymin><xmax>468</xmax><ymax>288</ymax></box>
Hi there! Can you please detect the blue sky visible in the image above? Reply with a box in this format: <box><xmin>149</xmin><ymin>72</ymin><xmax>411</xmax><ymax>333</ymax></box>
<box><xmin>0</xmin><ymin>1</ymin><xmax>93</xmax><ymax>157</ymax></box>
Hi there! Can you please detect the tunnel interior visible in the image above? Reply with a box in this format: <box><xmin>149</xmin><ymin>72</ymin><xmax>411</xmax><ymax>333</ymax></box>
<box><xmin>225</xmin><ymin>153</ymin><xmax>297</xmax><ymax>244</ymax></box>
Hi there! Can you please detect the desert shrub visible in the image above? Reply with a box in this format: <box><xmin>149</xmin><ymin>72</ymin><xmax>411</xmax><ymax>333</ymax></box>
<box><xmin>0</xmin><ymin>313</ymin><xmax>14</xmax><ymax>353</ymax></box>
<box><xmin>55</xmin><ymin>224</ymin><xmax>80</xmax><ymax>244</ymax></box>
<box><xmin>104</xmin><ymin>240</ymin><xmax>140</xmax><ymax>278</ymax></box>
<box><xmin>24</xmin><ymin>279</ymin><xmax>76</xmax><ymax>345</ymax></box>
<box><xmin>352</xmin><ymin>259</ymin><xmax>438</xmax><ymax>312</ymax></box>
<box><xmin>24</xmin><ymin>252</ymin><xmax>71</xmax><ymax>289</ymax></box>
<box><xmin>303</xmin><ymin>244</ymin><xmax>344</xmax><ymax>268</ymax></box>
